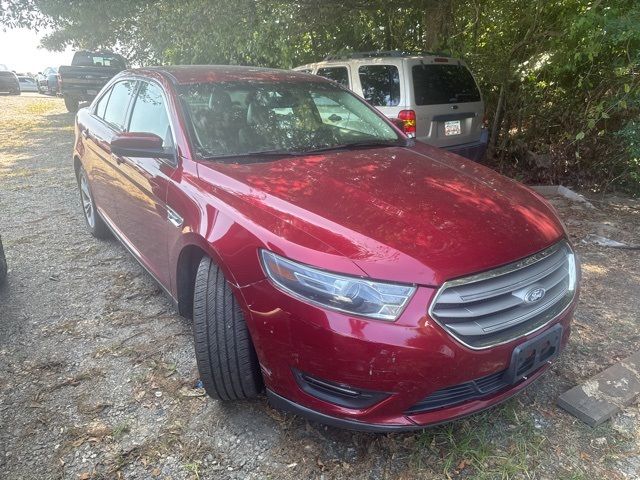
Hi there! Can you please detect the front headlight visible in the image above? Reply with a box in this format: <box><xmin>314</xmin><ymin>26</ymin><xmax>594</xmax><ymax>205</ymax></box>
<box><xmin>260</xmin><ymin>250</ymin><xmax>416</xmax><ymax>321</ymax></box>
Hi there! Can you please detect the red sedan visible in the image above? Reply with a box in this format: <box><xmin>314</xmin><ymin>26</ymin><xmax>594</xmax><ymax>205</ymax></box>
<box><xmin>73</xmin><ymin>66</ymin><xmax>579</xmax><ymax>431</ymax></box>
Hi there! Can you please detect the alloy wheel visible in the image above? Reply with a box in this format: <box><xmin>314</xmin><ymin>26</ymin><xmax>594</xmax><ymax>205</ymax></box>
<box><xmin>79</xmin><ymin>170</ymin><xmax>95</xmax><ymax>228</ymax></box>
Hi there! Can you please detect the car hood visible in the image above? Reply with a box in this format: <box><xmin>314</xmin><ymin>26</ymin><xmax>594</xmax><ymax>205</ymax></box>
<box><xmin>197</xmin><ymin>144</ymin><xmax>565</xmax><ymax>286</ymax></box>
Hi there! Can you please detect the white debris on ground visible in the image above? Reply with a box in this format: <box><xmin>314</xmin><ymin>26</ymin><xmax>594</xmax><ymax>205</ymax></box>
<box><xmin>583</xmin><ymin>234</ymin><xmax>640</xmax><ymax>249</ymax></box>
<box><xmin>531</xmin><ymin>185</ymin><xmax>596</xmax><ymax>209</ymax></box>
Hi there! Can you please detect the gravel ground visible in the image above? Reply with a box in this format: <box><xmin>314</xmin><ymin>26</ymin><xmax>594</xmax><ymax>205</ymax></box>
<box><xmin>0</xmin><ymin>93</ymin><xmax>638</xmax><ymax>480</ymax></box>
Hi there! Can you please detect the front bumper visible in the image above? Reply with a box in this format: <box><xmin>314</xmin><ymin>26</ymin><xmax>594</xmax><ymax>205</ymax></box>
<box><xmin>267</xmin><ymin>363</ymin><xmax>551</xmax><ymax>432</ymax></box>
<box><xmin>239</xmin><ymin>278</ymin><xmax>576</xmax><ymax>431</ymax></box>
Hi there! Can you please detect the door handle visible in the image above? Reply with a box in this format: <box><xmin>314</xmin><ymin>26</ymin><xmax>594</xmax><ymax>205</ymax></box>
<box><xmin>81</xmin><ymin>129</ymin><xmax>89</xmax><ymax>139</ymax></box>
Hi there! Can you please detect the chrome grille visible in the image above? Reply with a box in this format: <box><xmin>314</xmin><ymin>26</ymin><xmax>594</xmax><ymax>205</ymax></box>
<box><xmin>430</xmin><ymin>240</ymin><xmax>577</xmax><ymax>349</ymax></box>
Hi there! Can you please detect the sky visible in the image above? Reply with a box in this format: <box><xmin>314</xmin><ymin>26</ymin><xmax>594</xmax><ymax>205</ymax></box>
<box><xmin>0</xmin><ymin>28</ymin><xmax>74</xmax><ymax>74</ymax></box>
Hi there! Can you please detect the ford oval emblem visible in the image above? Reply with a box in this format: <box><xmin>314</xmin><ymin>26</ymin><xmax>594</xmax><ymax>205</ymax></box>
<box><xmin>524</xmin><ymin>287</ymin><xmax>546</xmax><ymax>304</ymax></box>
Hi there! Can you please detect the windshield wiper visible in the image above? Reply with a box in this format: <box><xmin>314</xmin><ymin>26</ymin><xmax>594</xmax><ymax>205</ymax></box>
<box><xmin>301</xmin><ymin>139</ymin><xmax>410</xmax><ymax>154</ymax></box>
<box><xmin>203</xmin><ymin>149</ymin><xmax>303</xmax><ymax>160</ymax></box>
<box><xmin>202</xmin><ymin>140</ymin><xmax>411</xmax><ymax>161</ymax></box>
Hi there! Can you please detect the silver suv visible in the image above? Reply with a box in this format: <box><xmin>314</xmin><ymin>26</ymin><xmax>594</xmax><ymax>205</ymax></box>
<box><xmin>295</xmin><ymin>51</ymin><xmax>488</xmax><ymax>161</ymax></box>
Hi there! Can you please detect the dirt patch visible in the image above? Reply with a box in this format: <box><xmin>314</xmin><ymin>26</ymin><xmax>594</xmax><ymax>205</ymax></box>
<box><xmin>0</xmin><ymin>94</ymin><xmax>638</xmax><ymax>479</ymax></box>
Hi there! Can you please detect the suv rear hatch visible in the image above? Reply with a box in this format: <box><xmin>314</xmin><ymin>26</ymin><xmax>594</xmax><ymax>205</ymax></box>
<box><xmin>407</xmin><ymin>58</ymin><xmax>484</xmax><ymax>148</ymax></box>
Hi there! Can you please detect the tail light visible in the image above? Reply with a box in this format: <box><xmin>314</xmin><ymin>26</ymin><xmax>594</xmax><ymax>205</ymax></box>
<box><xmin>482</xmin><ymin>114</ymin><xmax>489</xmax><ymax>129</ymax></box>
<box><xmin>397</xmin><ymin>110</ymin><xmax>416</xmax><ymax>138</ymax></box>
<box><xmin>57</xmin><ymin>74</ymin><xmax>62</xmax><ymax>86</ymax></box>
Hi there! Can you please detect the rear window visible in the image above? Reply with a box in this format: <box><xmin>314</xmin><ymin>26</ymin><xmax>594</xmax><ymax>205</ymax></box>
<box><xmin>358</xmin><ymin>65</ymin><xmax>400</xmax><ymax>107</ymax></box>
<box><xmin>73</xmin><ymin>52</ymin><xmax>125</xmax><ymax>69</ymax></box>
<box><xmin>316</xmin><ymin>67</ymin><xmax>350</xmax><ymax>87</ymax></box>
<box><xmin>412</xmin><ymin>64</ymin><xmax>481</xmax><ymax>105</ymax></box>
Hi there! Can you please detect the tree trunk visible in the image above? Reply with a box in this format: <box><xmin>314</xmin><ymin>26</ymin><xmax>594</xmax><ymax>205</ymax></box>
<box><xmin>421</xmin><ymin>0</ymin><xmax>452</xmax><ymax>51</ymax></box>
<box><xmin>488</xmin><ymin>81</ymin><xmax>506</xmax><ymax>157</ymax></box>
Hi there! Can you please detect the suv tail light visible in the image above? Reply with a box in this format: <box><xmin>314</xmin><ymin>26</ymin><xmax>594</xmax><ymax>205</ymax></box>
<box><xmin>397</xmin><ymin>110</ymin><xmax>416</xmax><ymax>138</ymax></box>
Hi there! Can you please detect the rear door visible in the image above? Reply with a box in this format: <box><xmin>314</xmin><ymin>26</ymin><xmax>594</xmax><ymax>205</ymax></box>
<box><xmin>109</xmin><ymin>80</ymin><xmax>176</xmax><ymax>287</ymax></box>
<box><xmin>408</xmin><ymin>59</ymin><xmax>484</xmax><ymax>148</ymax></box>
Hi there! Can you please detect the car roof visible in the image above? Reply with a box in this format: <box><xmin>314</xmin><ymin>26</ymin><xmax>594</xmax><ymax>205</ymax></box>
<box><xmin>126</xmin><ymin>65</ymin><xmax>327</xmax><ymax>85</ymax></box>
<box><xmin>295</xmin><ymin>54</ymin><xmax>467</xmax><ymax>71</ymax></box>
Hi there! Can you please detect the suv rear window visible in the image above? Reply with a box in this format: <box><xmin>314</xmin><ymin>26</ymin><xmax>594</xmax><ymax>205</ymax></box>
<box><xmin>412</xmin><ymin>64</ymin><xmax>481</xmax><ymax>105</ymax></box>
<box><xmin>358</xmin><ymin>65</ymin><xmax>400</xmax><ymax>107</ymax></box>
<box><xmin>317</xmin><ymin>67</ymin><xmax>350</xmax><ymax>88</ymax></box>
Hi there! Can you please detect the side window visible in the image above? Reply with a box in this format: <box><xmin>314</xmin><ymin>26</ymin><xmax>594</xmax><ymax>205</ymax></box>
<box><xmin>94</xmin><ymin>87</ymin><xmax>112</xmax><ymax>119</ymax></box>
<box><xmin>102</xmin><ymin>80</ymin><xmax>137</xmax><ymax>130</ymax></box>
<box><xmin>317</xmin><ymin>67</ymin><xmax>350</xmax><ymax>88</ymax></box>
<box><xmin>128</xmin><ymin>82</ymin><xmax>172</xmax><ymax>146</ymax></box>
<box><xmin>358</xmin><ymin>65</ymin><xmax>400</xmax><ymax>107</ymax></box>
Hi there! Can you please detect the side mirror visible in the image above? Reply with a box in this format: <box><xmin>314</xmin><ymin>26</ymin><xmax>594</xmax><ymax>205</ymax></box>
<box><xmin>110</xmin><ymin>132</ymin><xmax>175</xmax><ymax>160</ymax></box>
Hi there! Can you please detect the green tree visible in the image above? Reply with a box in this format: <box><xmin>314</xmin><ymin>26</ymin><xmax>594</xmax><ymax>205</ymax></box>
<box><xmin>1</xmin><ymin>0</ymin><xmax>638</xmax><ymax>192</ymax></box>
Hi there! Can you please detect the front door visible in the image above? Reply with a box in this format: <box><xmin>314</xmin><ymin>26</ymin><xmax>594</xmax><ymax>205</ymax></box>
<box><xmin>109</xmin><ymin>81</ymin><xmax>175</xmax><ymax>288</ymax></box>
<box><xmin>84</xmin><ymin>79</ymin><xmax>138</xmax><ymax>226</ymax></box>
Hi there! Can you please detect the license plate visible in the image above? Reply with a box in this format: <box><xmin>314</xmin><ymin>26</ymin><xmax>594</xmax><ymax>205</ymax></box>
<box><xmin>87</xmin><ymin>89</ymin><xmax>98</xmax><ymax>96</ymax></box>
<box><xmin>503</xmin><ymin>324</ymin><xmax>563</xmax><ymax>384</ymax></box>
<box><xmin>444</xmin><ymin>120</ymin><xmax>461</xmax><ymax>136</ymax></box>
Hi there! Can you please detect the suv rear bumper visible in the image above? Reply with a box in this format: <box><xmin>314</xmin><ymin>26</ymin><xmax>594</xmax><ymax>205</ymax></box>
<box><xmin>444</xmin><ymin>128</ymin><xmax>489</xmax><ymax>162</ymax></box>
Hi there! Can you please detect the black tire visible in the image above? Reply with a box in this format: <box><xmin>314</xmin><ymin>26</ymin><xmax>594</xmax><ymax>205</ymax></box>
<box><xmin>64</xmin><ymin>97</ymin><xmax>79</xmax><ymax>113</ymax></box>
<box><xmin>193</xmin><ymin>256</ymin><xmax>263</xmax><ymax>400</ymax></box>
<box><xmin>76</xmin><ymin>165</ymin><xmax>110</xmax><ymax>239</ymax></box>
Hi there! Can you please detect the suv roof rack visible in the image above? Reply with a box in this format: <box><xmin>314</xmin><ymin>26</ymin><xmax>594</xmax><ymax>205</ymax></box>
<box><xmin>323</xmin><ymin>50</ymin><xmax>446</xmax><ymax>61</ymax></box>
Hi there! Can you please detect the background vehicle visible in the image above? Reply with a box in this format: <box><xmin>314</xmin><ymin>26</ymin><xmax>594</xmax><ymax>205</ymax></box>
<box><xmin>74</xmin><ymin>66</ymin><xmax>577</xmax><ymax>431</ymax></box>
<box><xmin>58</xmin><ymin>50</ymin><xmax>126</xmax><ymax>113</ymax></box>
<box><xmin>17</xmin><ymin>75</ymin><xmax>38</xmax><ymax>92</ymax></box>
<box><xmin>0</xmin><ymin>236</ymin><xmax>7</xmax><ymax>284</ymax></box>
<box><xmin>295</xmin><ymin>51</ymin><xmax>488</xmax><ymax>161</ymax></box>
<box><xmin>0</xmin><ymin>71</ymin><xmax>20</xmax><ymax>94</ymax></box>
<box><xmin>36</xmin><ymin>67</ymin><xmax>59</xmax><ymax>95</ymax></box>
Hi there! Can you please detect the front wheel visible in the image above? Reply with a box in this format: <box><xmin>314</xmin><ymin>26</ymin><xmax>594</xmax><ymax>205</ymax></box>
<box><xmin>64</xmin><ymin>97</ymin><xmax>79</xmax><ymax>113</ymax></box>
<box><xmin>193</xmin><ymin>256</ymin><xmax>263</xmax><ymax>401</ymax></box>
<box><xmin>76</xmin><ymin>165</ymin><xmax>109</xmax><ymax>239</ymax></box>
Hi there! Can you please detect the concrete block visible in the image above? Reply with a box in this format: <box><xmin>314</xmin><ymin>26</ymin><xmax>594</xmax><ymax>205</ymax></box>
<box><xmin>558</xmin><ymin>351</ymin><xmax>640</xmax><ymax>427</ymax></box>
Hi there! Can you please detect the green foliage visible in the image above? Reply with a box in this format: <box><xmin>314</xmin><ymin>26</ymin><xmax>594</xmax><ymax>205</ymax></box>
<box><xmin>2</xmin><ymin>0</ymin><xmax>638</xmax><ymax>192</ymax></box>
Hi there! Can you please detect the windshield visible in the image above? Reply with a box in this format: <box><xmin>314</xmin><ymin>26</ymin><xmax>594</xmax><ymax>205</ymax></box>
<box><xmin>178</xmin><ymin>81</ymin><xmax>401</xmax><ymax>159</ymax></box>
